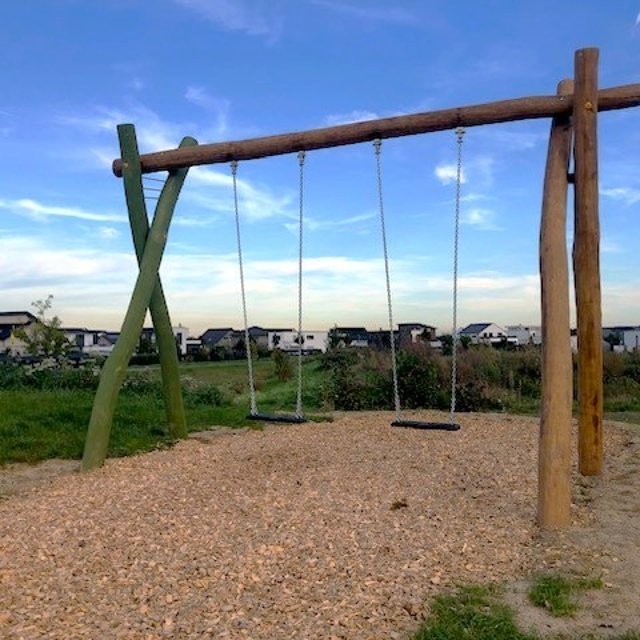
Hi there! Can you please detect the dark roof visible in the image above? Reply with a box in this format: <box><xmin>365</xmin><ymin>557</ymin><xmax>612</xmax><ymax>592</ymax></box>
<box><xmin>398</xmin><ymin>323</ymin><xmax>436</xmax><ymax>330</ymax></box>
<box><xmin>334</xmin><ymin>327</ymin><xmax>369</xmax><ymax>340</ymax></box>
<box><xmin>61</xmin><ymin>327</ymin><xmax>93</xmax><ymax>333</ymax></box>
<box><xmin>460</xmin><ymin>323</ymin><xmax>492</xmax><ymax>335</ymax></box>
<box><xmin>265</xmin><ymin>328</ymin><xmax>294</xmax><ymax>333</ymax></box>
<box><xmin>199</xmin><ymin>328</ymin><xmax>235</xmax><ymax>345</ymax></box>
<box><xmin>248</xmin><ymin>326</ymin><xmax>268</xmax><ymax>337</ymax></box>
<box><xmin>0</xmin><ymin>311</ymin><xmax>38</xmax><ymax>323</ymax></box>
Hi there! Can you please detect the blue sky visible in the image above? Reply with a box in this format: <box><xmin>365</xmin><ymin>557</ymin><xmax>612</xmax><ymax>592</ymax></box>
<box><xmin>1</xmin><ymin>1</ymin><xmax>639</xmax><ymax>336</ymax></box>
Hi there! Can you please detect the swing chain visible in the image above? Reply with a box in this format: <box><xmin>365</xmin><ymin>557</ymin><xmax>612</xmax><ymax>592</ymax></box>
<box><xmin>231</xmin><ymin>159</ymin><xmax>258</xmax><ymax>415</ymax></box>
<box><xmin>295</xmin><ymin>150</ymin><xmax>306</xmax><ymax>417</ymax></box>
<box><xmin>450</xmin><ymin>127</ymin><xmax>465</xmax><ymax>425</ymax></box>
<box><xmin>374</xmin><ymin>138</ymin><xmax>402</xmax><ymax>421</ymax></box>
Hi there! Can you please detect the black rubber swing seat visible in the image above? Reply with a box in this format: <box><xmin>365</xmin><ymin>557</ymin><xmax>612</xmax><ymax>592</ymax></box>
<box><xmin>248</xmin><ymin>413</ymin><xmax>306</xmax><ymax>424</ymax></box>
<box><xmin>391</xmin><ymin>420</ymin><xmax>461</xmax><ymax>431</ymax></box>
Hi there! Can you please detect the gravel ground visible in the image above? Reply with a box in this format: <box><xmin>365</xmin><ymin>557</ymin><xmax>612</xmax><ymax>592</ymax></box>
<box><xmin>0</xmin><ymin>412</ymin><xmax>592</xmax><ymax>639</ymax></box>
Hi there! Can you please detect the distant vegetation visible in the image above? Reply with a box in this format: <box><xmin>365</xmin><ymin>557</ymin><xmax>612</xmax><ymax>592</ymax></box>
<box><xmin>1</xmin><ymin>344</ymin><xmax>639</xmax><ymax>465</ymax></box>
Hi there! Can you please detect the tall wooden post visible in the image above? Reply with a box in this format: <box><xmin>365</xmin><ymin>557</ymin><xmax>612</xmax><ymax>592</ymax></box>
<box><xmin>538</xmin><ymin>80</ymin><xmax>574</xmax><ymax>528</ymax></box>
<box><xmin>573</xmin><ymin>47</ymin><xmax>603</xmax><ymax>476</ymax></box>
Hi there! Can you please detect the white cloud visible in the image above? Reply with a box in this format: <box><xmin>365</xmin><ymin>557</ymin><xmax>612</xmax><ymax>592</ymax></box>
<box><xmin>0</xmin><ymin>198</ymin><xmax>125</xmax><ymax>223</ymax></box>
<box><xmin>173</xmin><ymin>0</ymin><xmax>282</xmax><ymax>41</ymax></box>
<box><xmin>325</xmin><ymin>110</ymin><xmax>381</xmax><ymax>126</ymax></box>
<box><xmin>462</xmin><ymin>208</ymin><xmax>502</xmax><ymax>231</ymax></box>
<box><xmin>185</xmin><ymin>87</ymin><xmax>230</xmax><ymax>137</ymax></box>
<box><xmin>187</xmin><ymin>166</ymin><xmax>293</xmax><ymax>221</ymax></box>
<box><xmin>601</xmin><ymin>187</ymin><xmax>640</xmax><ymax>205</ymax></box>
<box><xmin>636</xmin><ymin>10</ymin><xmax>640</xmax><ymax>26</ymax></box>
<box><xmin>311</xmin><ymin>1</ymin><xmax>416</xmax><ymax>25</ymax></box>
<box><xmin>284</xmin><ymin>212</ymin><xmax>376</xmax><ymax>233</ymax></box>
<box><xmin>435</xmin><ymin>163</ymin><xmax>466</xmax><ymax>185</ymax></box>
<box><xmin>98</xmin><ymin>226</ymin><xmax>121</xmax><ymax>239</ymax></box>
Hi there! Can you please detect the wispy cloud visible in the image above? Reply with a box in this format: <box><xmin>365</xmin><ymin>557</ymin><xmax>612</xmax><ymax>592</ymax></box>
<box><xmin>324</xmin><ymin>110</ymin><xmax>381</xmax><ymax>126</ymax></box>
<box><xmin>284</xmin><ymin>212</ymin><xmax>376</xmax><ymax>233</ymax></box>
<box><xmin>187</xmin><ymin>166</ymin><xmax>293</xmax><ymax>221</ymax></box>
<box><xmin>311</xmin><ymin>0</ymin><xmax>417</xmax><ymax>25</ymax></box>
<box><xmin>462</xmin><ymin>208</ymin><xmax>502</xmax><ymax>231</ymax></box>
<box><xmin>98</xmin><ymin>226</ymin><xmax>121</xmax><ymax>239</ymax></box>
<box><xmin>601</xmin><ymin>186</ymin><xmax>640</xmax><ymax>205</ymax></box>
<box><xmin>185</xmin><ymin>86</ymin><xmax>230</xmax><ymax>137</ymax></box>
<box><xmin>434</xmin><ymin>163</ymin><xmax>466</xmax><ymax>185</ymax></box>
<box><xmin>174</xmin><ymin>0</ymin><xmax>283</xmax><ymax>42</ymax></box>
<box><xmin>0</xmin><ymin>199</ymin><xmax>125</xmax><ymax>223</ymax></box>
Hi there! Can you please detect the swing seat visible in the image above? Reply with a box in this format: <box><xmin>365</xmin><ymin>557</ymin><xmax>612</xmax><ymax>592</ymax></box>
<box><xmin>248</xmin><ymin>412</ymin><xmax>306</xmax><ymax>424</ymax></box>
<box><xmin>391</xmin><ymin>419</ymin><xmax>460</xmax><ymax>431</ymax></box>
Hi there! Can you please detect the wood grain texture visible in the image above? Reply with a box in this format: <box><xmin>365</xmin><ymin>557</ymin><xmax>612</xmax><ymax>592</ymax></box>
<box><xmin>573</xmin><ymin>48</ymin><xmax>603</xmax><ymax>476</ymax></box>
<box><xmin>538</xmin><ymin>79</ymin><xmax>574</xmax><ymax>528</ymax></box>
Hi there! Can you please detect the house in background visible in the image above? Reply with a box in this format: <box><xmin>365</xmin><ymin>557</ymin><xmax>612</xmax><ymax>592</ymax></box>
<box><xmin>507</xmin><ymin>324</ymin><xmax>542</xmax><ymax>346</ymax></box>
<box><xmin>199</xmin><ymin>328</ymin><xmax>239</xmax><ymax>352</ymax></box>
<box><xmin>248</xmin><ymin>326</ymin><xmax>269</xmax><ymax>350</ymax></box>
<box><xmin>267</xmin><ymin>329</ymin><xmax>328</xmax><ymax>353</ymax></box>
<box><xmin>331</xmin><ymin>327</ymin><xmax>369</xmax><ymax>348</ymax></box>
<box><xmin>0</xmin><ymin>311</ymin><xmax>39</xmax><ymax>356</ymax></box>
<box><xmin>459</xmin><ymin>322</ymin><xmax>516</xmax><ymax>346</ymax></box>
<box><xmin>398</xmin><ymin>323</ymin><xmax>438</xmax><ymax>346</ymax></box>
<box><xmin>622</xmin><ymin>327</ymin><xmax>640</xmax><ymax>352</ymax></box>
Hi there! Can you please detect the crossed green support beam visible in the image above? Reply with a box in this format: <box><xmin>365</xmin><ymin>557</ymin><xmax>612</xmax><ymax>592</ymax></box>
<box><xmin>81</xmin><ymin>125</ymin><xmax>197</xmax><ymax>470</ymax></box>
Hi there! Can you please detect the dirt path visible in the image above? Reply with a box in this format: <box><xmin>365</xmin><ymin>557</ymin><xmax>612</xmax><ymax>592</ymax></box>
<box><xmin>0</xmin><ymin>413</ymin><xmax>638</xmax><ymax>639</ymax></box>
<box><xmin>509</xmin><ymin>419</ymin><xmax>640</xmax><ymax>637</ymax></box>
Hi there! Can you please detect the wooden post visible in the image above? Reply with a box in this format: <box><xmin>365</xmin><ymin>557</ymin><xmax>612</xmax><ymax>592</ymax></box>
<box><xmin>573</xmin><ymin>48</ymin><xmax>603</xmax><ymax>476</ymax></box>
<box><xmin>81</xmin><ymin>135</ymin><xmax>197</xmax><ymax>471</ymax></box>
<box><xmin>538</xmin><ymin>79</ymin><xmax>574</xmax><ymax>528</ymax></box>
<box><xmin>118</xmin><ymin>125</ymin><xmax>188</xmax><ymax>440</ymax></box>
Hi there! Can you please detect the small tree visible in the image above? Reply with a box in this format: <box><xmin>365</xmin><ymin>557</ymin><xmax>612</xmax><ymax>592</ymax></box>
<box><xmin>14</xmin><ymin>295</ymin><xmax>72</xmax><ymax>359</ymax></box>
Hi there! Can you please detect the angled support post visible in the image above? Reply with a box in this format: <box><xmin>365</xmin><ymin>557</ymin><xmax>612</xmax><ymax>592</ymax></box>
<box><xmin>538</xmin><ymin>79</ymin><xmax>574</xmax><ymax>528</ymax></box>
<box><xmin>118</xmin><ymin>124</ymin><xmax>187</xmax><ymax>440</ymax></box>
<box><xmin>81</xmin><ymin>132</ymin><xmax>197</xmax><ymax>471</ymax></box>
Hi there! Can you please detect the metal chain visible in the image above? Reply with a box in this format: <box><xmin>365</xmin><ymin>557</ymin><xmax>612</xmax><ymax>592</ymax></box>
<box><xmin>450</xmin><ymin>127</ymin><xmax>465</xmax><ymax>425</ymax></box>
<box><xmin>231</xmin><ymin>160</ymin><xmax>258</xmax><ymax>415</ymax></box>
<box><xmin>374</xmin><ymin>139</ymin><xmax>402</xmax><ymax>420</ymax></box>
<box><xmin>295</xmin><ymin>150</ymin><xmax>306</xmax><ymax>418</ymax></box>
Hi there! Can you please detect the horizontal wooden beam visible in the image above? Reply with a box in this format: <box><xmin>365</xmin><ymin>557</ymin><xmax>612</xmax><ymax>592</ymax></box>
<box><xmin>113</xmin><ymin>83</ymin><xmax>640</xmax><ymax>176</ymax></box>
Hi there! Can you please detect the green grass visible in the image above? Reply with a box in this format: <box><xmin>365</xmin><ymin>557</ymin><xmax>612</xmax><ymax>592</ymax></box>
<box><xmin>0</xmin><ymin>357</ymin><xmax>330</xmax><ymax>465</ymax></box>
<box><xmin>528</xmin><ymin>573</ymin><xmax>603</xmax><ymax>618</ymax></box>
<box><xmin>413</xmin><ymin>585</ymin><xmax>530</xmax><ymax>640</ymax></box>
<box><xmin>413</xmin><ymin>582</ymin><xmax>639</xmax><ymax>640</ymax></box>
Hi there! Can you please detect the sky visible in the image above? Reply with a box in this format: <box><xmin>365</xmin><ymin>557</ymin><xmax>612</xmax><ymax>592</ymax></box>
<box><xmin>1</xmin><ymin>1</ymin><xmax>639</xmax><ymax>337</ymax></box>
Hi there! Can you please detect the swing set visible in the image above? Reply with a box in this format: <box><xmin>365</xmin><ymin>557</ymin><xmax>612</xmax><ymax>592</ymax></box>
<box><xmin>82</xmin><ymin>48</ymin><xmax>640</xmax><ymax>530</ymax></box>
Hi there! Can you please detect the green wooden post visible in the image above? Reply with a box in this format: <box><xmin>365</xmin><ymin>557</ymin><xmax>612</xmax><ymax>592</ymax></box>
<box><xmin>118</xmin><ymin>124</ymin><xmax>187</xmax><ymax>440</ymax></box>
<box><xmin>81</xmin><ymin>134</ymin><xmax>197</xmax><ymax>471</ymax></box>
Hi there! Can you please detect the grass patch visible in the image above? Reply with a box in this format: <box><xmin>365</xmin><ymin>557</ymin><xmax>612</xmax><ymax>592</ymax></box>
<box><xmin>528</xmin><ymin>573</ymin><xmax>603</xmax><ymax>618</ymax></box>
<box><xmin>413</xmin><ymin>584</ymin><xmax>529</xmax><ymax>640</ymax></box>
<box><xmin>413</xmin><ymin>581</ymin><xmax>640</xmax><ymax>640</ymax></box>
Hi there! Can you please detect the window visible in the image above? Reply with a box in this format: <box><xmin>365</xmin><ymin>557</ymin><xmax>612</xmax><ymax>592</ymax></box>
<box><xmin>306</xmin><ymin>335</ymin><xmax>314</xmax><ymax>340</ymax></box>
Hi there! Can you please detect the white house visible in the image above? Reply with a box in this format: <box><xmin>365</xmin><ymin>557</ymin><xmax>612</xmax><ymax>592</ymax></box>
<box><xmin>0</xmin><ymin>311</ymin><xmax>38</xmax><ymax>356</ymax></box>
<box><xmin>459</xmin><ymin>322</ymin><xmax>516</xmax><ymax>346</ymax></box>
<box><xmin>622</xmin><ymin>328</ymin><xmax>640</xmax><ymax>352</ymax></box>
<box><xmin>507</xmin><ymin>324</ymin><xmax>542</xmax><ymax>346</ymax></box>
<box><xmin>268</xmin><ymin>329</ymin><xmax>329</xmax><ymax>353</ymax></box>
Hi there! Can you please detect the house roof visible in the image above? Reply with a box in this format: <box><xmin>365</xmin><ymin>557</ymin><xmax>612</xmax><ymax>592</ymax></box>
<box><xmin>0</xmin><ymin>311</ymin><xmax>38</xmax><ymax>323</ymax></box>
<box><xmin>334</xmin><ymin>327</ymin><xmax>369</xmax><ymax>341</ymax></box>
<box><xmin>248</xmin><ymin>326</ymin><xmax>268</xmax><ymax>337</ymax></box>
<box><xmin>398</xmin><ymin>323</ymin><xmax>436</xmax><ymax>330</ymax></box>
<box><xmin>199</xmin><ymin>328</ymin><xmax>235</xmax><ymax>345</ymax></box>
<box><xmin>459</xmin><ymin>323</ymin><xmax>492</xmax><ymax>335</ymax></box>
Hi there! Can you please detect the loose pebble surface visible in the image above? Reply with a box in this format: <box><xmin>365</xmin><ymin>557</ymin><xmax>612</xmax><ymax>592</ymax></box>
<box><xmin>0</xmin><ymin>412</ymin><xmax>583</xmax><ymax>639</ymax></box>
